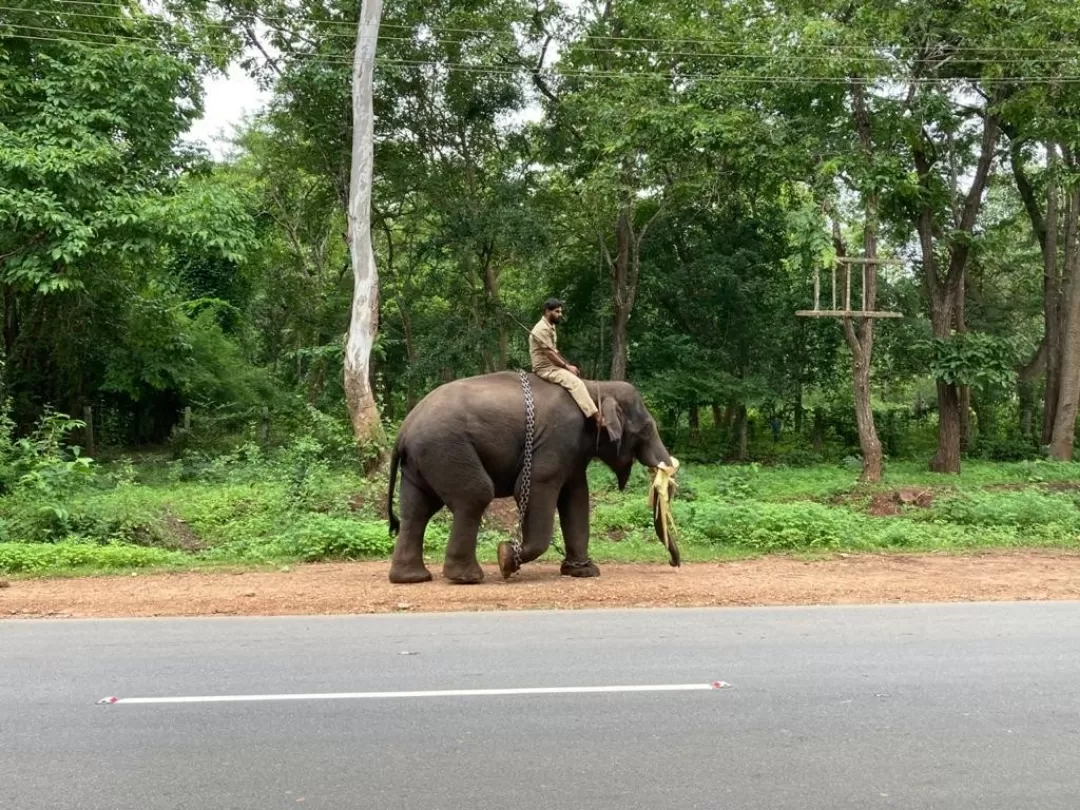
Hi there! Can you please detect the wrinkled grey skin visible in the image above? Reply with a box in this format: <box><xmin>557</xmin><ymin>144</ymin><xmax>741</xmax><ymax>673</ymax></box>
<box><xmin>386</xmin><ymin>371</ymin><xmax>674</xmax><ymax>584</ymax></box>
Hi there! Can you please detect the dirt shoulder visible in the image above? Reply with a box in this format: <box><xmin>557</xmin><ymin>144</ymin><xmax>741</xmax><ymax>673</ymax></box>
<box><xmin>4</xmin><ymin>550</ymin><xmax>1080</xmax><ymax>618</ymax></box>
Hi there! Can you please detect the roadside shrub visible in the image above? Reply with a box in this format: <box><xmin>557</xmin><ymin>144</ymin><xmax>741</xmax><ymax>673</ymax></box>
<box><xmin>925</xmin><ymin>490</ymin><xmax>1080</xmax><ymax>529</ymax></box>
<box><xmin>0</xmin><ymin>407</ymin><xmax>95</xmax><ymax>495</ymax></box>
<box><xmin>777</xmin><ymin>448</ymin><xmax>827</xmax><ymax>468</ymax></box>
<box><xmin>0</xmin><ymin>541</ymin><xmax>185</xmax><ymax>574</ymax></box>
<box><xmin>272</xmin><ymin>515</ymin><xmax>394</xmax><ymax>561</ymax></box>
<box><xmin>685</xmin><ymin>501</ymin><xmax>862</xmax><ymax>551</ymax></box>
<box><xmin>0</xmin><ymin>405</ymin><xmax>100</xmax><ymax>542</ymax></box>
<box><xmin>711</xmin><ymin>464</ymin><xmax>761</xmax><ymax>500</ymax></box>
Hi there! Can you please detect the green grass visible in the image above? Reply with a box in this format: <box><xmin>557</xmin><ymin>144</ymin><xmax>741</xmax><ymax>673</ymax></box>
<box><xmin>3</xmin><ymin>453</ymin><xmax>1080</xmax><ymax>578</ymax></box>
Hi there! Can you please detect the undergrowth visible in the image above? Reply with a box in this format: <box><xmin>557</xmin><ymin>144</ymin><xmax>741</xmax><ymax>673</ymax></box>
<box><xmin>2</xmin><ymin>405</ymin><xmax>1080</xmax><ymax>577</ymax></box>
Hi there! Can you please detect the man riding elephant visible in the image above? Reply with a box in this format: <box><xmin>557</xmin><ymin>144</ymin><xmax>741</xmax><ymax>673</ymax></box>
<box><xmin>530</xmin><ymin>298</ymin><xmax>604</xmax><ymax>429</ymax></box>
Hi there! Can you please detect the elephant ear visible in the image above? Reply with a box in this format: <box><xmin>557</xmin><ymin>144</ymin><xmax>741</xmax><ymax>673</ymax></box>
<box><xmin>600</xmin><ymin>397</ymin><xmax>623</xmax><ymax>446</ymax></box>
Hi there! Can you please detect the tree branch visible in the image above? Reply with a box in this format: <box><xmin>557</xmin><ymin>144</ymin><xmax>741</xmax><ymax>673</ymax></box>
<box><xmin>1019</xmin><ymin>336</ymin><xmax>1047</xmax><ymax>382</ymax></box>
<box><xmin>530</xmin><ymin>34</ymin><xmax>560</xmax><ymax>105</ymax></box>
<box><xmin>1008</xmin><ymin>137</ymin><xmax>1047</xmax><ymax>252</ymax></box>
<box><xmin>0</xmin><ymin>232</ymin><xmax>46</xmax><ymax>266</ymax></box>
<box><xmin>243</xmin><ymin>23</ymin><xmax>283</xmax><ymax>77</ymax></box>
<box><xmin>912</xmin><ymin>137</ymin><xmax>940</xmax><ymax>301</ymax></box>
<box><xmin>957</xmin><ymin>110</ymin><xmax>1000</xmax><ymax>237</ymax></box>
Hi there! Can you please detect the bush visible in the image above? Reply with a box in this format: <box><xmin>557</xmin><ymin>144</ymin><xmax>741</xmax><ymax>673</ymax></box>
<box><xmin>684</xmin><ymin>501</ymin><xmax>862</xmax><ymax>551</ymax></box>
<box><xmin>0</xmin><ymin>405</ymin><xmax>99</xmax><ymax>542</ymax></box>
<box><xmin>0</xmin><ymin>541</ymin><xmax>186</xmax><ymax>574</ymax></box>
<box><xmin>277</xmin><ymin>516</ymin><xmax>395</xmax><ymax>561</ymax></box>
<box><xmin>201</xmin><ymin>515</ymin><xmax>394</xmax><ymax>563</ymax></box>
<box><xmin>0</xmin><ymin>405</ymin><xmax>94</xmax><ymax>497</ymax></box>
<box><xmin>925</xmin><ymin>490</ymin><xmax>1080</xmax><ymax>529</ymax></box>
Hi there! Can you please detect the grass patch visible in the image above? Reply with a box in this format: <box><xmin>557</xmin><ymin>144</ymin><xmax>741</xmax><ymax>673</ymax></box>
<box><xmin>3</xmin><ymin>449</ymin><xmax>1080</xmax><ymax>577</ymax></box>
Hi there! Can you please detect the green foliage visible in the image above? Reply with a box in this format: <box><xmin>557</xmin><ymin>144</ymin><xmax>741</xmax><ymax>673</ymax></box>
<box><xmin>272</xmin><ymin>516</ymin><xmax>394</xmax><ymax>562</ymax></box>
<box><xmin>926</xmin><ymin>490</ymin><xmax>1080</xmax><ymax>530</ymax></box>
<box><xmin>924</xmin><ymin>332</ymin><xmax>1020</xmax><ymax>393</ymax></box>
<box><xmin>3</xmin><ymin>0</ymin><xmax>1080</xmax><ymax>545</ymax></box>
<box><xmin>0</xmin><ymin>541</ymin><xmax>186</xmax><ymax>574</ymax></box>
<box><xmin>0</xmin><ymin>404</ymin><xmax>96</xmax><ymax>540</ymax></box>
<box><xmin>4</xmin><ymin>453</ymin><xmax>1080</xmax><ymax>576</ymax></box>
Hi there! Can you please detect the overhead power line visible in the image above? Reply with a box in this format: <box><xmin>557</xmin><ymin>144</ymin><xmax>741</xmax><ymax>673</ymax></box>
<box><xmin>6</xmin><ymin>27</ymin><xmax>1080</xmax><ymax>85</ymax></box>
<box><xmin>8</xmin><ymin>6</ymin><xmax>1080</xmax><ymax>66</ymax></box>
<box><xmin>27</xmin><ymin>0</ymin><xmax>1080</xmax><ymax>56</ymax></box>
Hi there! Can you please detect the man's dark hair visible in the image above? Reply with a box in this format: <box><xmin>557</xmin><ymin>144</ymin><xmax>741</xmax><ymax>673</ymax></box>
<box><xmin>543</xmin><ymin>297</ymin><xmax>564</xmax><ymax>312</ymax></box>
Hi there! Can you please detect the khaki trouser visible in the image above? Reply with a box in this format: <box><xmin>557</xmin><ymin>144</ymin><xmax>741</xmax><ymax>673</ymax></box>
<box><xmin>536</xmin><ymin>368</ymin><xmax>599</xmax><ymax>418</ymax></box>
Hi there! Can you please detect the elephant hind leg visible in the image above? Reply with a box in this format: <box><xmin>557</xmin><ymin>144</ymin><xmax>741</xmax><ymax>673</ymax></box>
<box><xmin>389</xmin><ymin>475</ymin><xmax>442</xmax><ymax>584</ymax></box>
<box><xmin>442</xmin><ymin>505</ymin><xmax>487</xmax><ymax>584</ymax></box>
<box><xmin>416</xmin><ymin>445</ymin><xmax>494</xmax><ymax>585</ymax></box>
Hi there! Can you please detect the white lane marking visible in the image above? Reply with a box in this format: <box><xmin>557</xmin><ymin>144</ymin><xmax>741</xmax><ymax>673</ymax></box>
<box><xmin>98</xmin><ymin>682</ymin><xmax>729</xmax><ymax>705</ymax></box>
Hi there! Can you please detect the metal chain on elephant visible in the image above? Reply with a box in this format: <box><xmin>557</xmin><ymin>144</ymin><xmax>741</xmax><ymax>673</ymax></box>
<box><xmin>513</xmin><ymin>370</ymin><xmax>535</xmax><ymax>568</ymax></box>
<box><xmin>514</xmin><ymin>370</ymin><xmax>568</xmax><ymax>569</ymax></box>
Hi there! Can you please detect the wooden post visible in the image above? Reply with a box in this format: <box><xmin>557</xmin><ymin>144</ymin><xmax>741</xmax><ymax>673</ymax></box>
<box><xmin>831</xmin><ymin>265</ymin><xmax>837</xmax><ymax>310</ymax></box>
<box><xmin>813</xmin><ymin>267</ymin><xmax>820</xmax><ymax>310</ymax></box>
<box><xmin>83</xmin><ymin>405</ymin><xmax>95</xmax><ymax>457</ymax></box>
<box><xmin>845</xmin><ymin>265</ymin><xmax>852</xmax><ymax>312</ymax></box>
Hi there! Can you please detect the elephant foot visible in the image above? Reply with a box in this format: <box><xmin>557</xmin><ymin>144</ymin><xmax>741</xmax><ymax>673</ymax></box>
<box><xmin>560</xmin><ymin>558</ymin><xmax>600</xmax><ymax>578</ymax></box>
<box><xmin>443</xmin><ymin>560</ymin><xmax>485</xmax><ymax>585</ymax></box>
<box><xmin>388</xmin><ymin>563</ymin><xmax>434</xmax><ymax>584</ymax></box>
<box><xmin>497</xmin><ymin>541</ymin><xmax>521</xmax><ymax>580</ymax></box>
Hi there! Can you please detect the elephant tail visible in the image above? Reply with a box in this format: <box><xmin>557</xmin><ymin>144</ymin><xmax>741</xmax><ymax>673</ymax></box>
<box><xmin>387</xmin><ymin>441</ymin><xmax>402</xmax><ymax>537</ymax></box>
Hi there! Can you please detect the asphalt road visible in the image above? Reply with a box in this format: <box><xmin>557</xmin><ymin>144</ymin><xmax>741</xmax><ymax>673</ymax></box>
<box><xmin>3</xmin><ymin>602</ymin><xmax>1080</xmax><ymax>810</ymax></box>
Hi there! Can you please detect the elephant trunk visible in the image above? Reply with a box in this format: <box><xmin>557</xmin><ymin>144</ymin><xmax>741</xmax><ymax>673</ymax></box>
<box><xmin>640</xmin><ymin>428</ymin><xmax>680</xmax><ymax>567</ymax></box>
<box><xmin>637</xmin><ymin>425</ymin><xmax>673</xmax><ymax>469</ymax></box>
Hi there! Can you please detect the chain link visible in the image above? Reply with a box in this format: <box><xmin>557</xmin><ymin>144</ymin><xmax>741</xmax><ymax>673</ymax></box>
<box><xmin>513</xmin><ymin>370</ymin><xmax>535</xmax><ymax>568</ymax></box>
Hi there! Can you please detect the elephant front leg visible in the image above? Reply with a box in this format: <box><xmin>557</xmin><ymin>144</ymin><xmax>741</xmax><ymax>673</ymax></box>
<box><xmin>497</xmin><ymin>487</ymin><xmax>558</xmax><ymax>580</ymax></box>
<box><xmin>557</xmin><ymin>472</ymin><xmax>600</xmax><ymax>578</ymax></box>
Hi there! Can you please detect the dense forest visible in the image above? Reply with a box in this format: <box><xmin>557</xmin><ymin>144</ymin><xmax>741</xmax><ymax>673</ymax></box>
<box><xmin>3</xmin><ymin>0</ymin><xmax>1080</xmax><ymax>483</ymax></box>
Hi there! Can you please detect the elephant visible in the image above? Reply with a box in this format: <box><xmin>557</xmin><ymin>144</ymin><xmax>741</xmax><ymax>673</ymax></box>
<box><xmin>385</xmin><ymin>370</ymin><xmax>676</xmax><ymax>584</ymax></box>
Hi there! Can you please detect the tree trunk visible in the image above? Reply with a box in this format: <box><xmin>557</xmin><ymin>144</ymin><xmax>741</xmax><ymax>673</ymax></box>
<box><xmin>835</xmin><ymin>81</ymin><xmax>885</xmax><ymax>483</ymax></box>
<box><xmin>398</xmin><ymin>301</ymin><xmax>418</xmax><ymax>411</ymax></box>
<box><xmin>481</xmin><ymin>253</ymin><xmax>507</xmax><ymax>371</ymax></box>
<box><xmin>712</xmin><ymin>403</ymin><xmax>723</xmax><ymax>431</ymax></box>
<box><xmin>915</xmin><ymin>105</ymin><xmax>998</xmax><ymax>474</ymax></box>
<box><xmin>959</xmin><ymin>386</ymin><xmax>973</xmax><ymax>453</ymax></box>
<box><xmin>812</xmin><ymin>409</ymin><xmax>825</xmax><ymax>453</ymax></box>
<box><xmin>381</xmin><ymin>362</ymin><xmax>394</xmax><ymax>423</ymax></box>
<box><xmin>688</xmin><ymin>405</ymin><xmax>700</xmax><ymax>442</ymax></box>
<box><xmin>733</xmin><ymin>405</ymin><xmax>749</xmax><ymax>461</ymax></box>
<box><xmin>971</xmin><ymin>394</ymin><xmax>993</xmax><ymax>448</ymax></box>
<box><xmin>722</xmin><ymin>406</ymin><xmax>736</xmax><ymax>429</ymax></box>
<box><xmin>343</xmin><ymin>0</ymin><xmax>385</xmax><ymax>456</ymax></box>
<box><xmin>1019</xmin><ymin>380</ymin><xmax>1036</xmax><ymax>443</ymax></box>
<box><xmin>847</xmin><ymin>332</ymin><xmax>883</xmax><ymax>482</ymax></box>
<box><xmin>3</xmin><ymin>287</ymin><xmax>17</xmax><ymax>362</ymax></box>
<box><xmin>1018</xmin><ymin>339</ymin><xmax>1045</xmax><ymax>445</ymax></box>
<box><xmin>1049</xmin><ymin>174</ymin><xmax>1080</xmax><ymax>459</ymax></box>
<box><xmin>1011</xmin><ymin>137</ymin><xmax>1063</xmax><ymax>448</ymax></box>
<box><xmin>930</xmin><ymin>295</ymin><xmax>964</xmax><ymax>473</ymax></box>
<box><xmin>1043</xmin><ymin>144</ymin><xmax>1063</xmax><ymax>446</ymax></box>
<box><xmin>931</xmin><ymin>380</ymin><xmax>963</xmax><ymax>473</ymax></box>
<box><xmin>793</xmin><ymin>385</ymin><xmax>804</xmax><ymax>435</ymax></box>
<box><xmin>610</xmin><ymin>207</ymin><xmax>632</xmax><ymax>381</ymax></box>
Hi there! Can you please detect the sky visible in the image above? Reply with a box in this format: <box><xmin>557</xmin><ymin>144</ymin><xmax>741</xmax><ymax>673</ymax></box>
<box><xmin>184</xmin><ymin>66</ymin><xmax>271</xmax><ymax>159</ymax></box>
